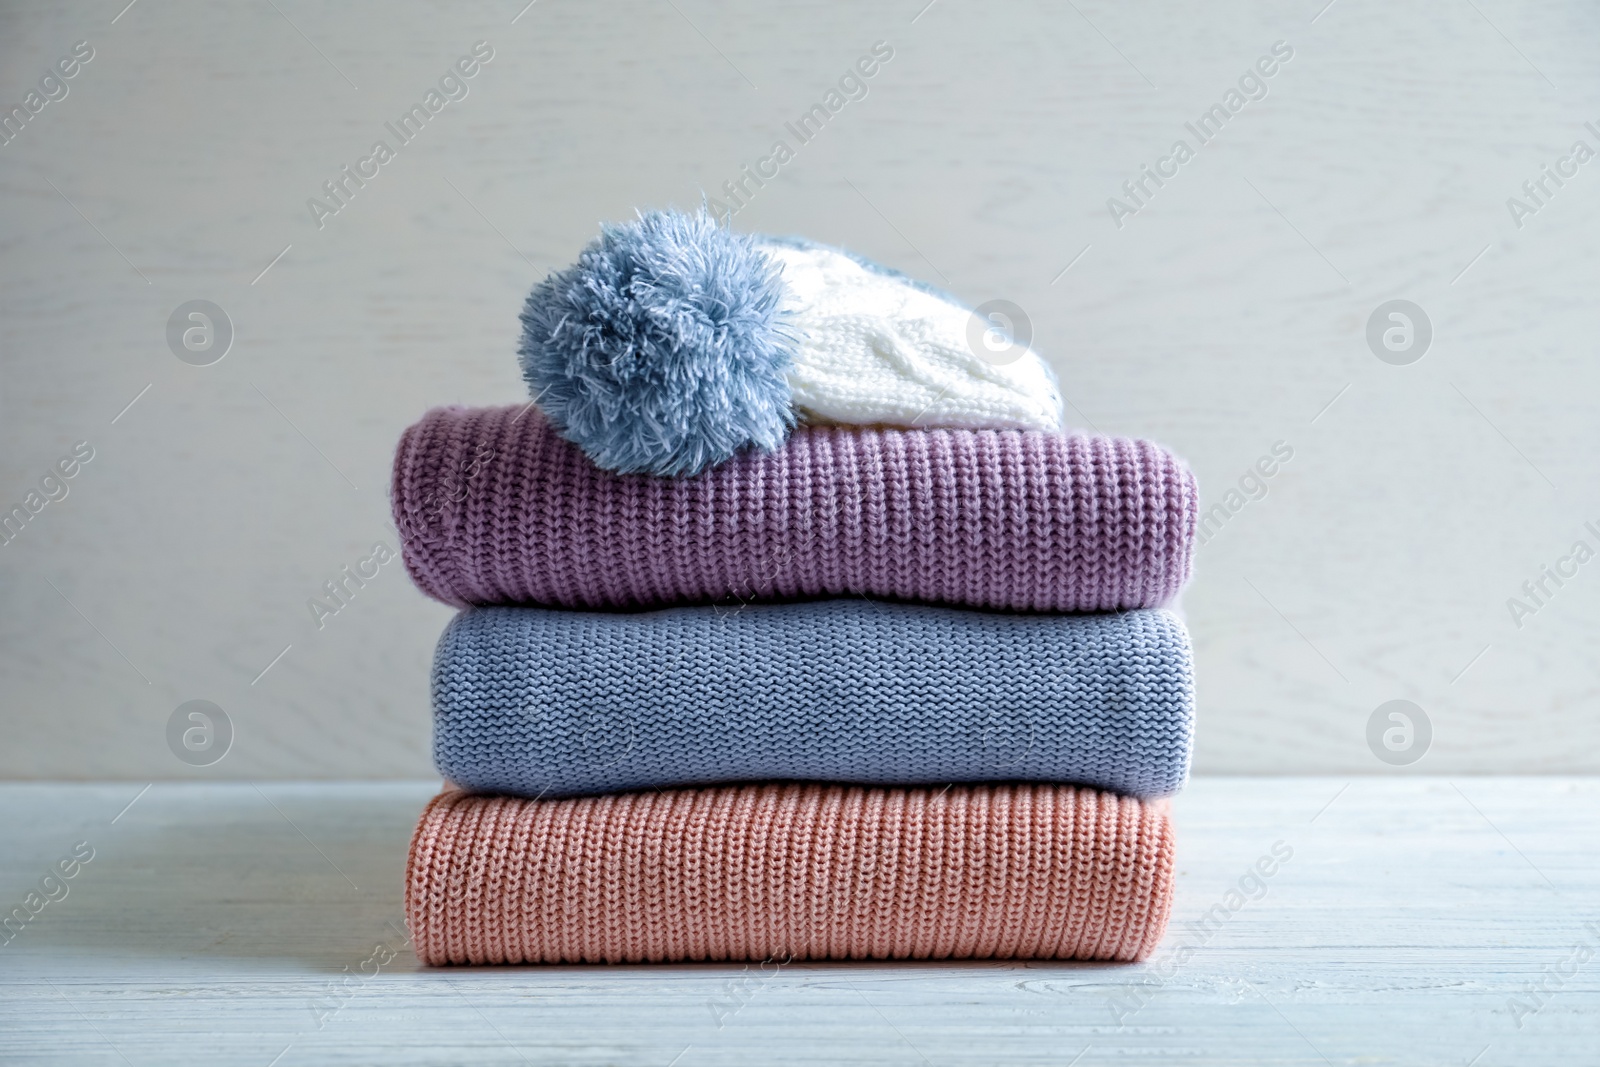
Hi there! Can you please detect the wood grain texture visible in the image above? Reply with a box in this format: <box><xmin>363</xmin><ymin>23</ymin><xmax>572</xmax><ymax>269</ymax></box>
<box><xmin>0</xmin><ymin>778</ymin><xmax>1596</xmax><ymax>1064</ymax></box>
<box><xmin>2</xmin><ymin>0</ymin><xmax>1600</xmax><ymax>778</ymax></box>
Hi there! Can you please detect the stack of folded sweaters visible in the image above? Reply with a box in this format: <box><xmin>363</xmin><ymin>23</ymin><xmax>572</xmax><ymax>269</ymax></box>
<box><xmin>392</xmin><ymin>211</ymin><xmax>1199</xmax><ymax>966</ymax></box>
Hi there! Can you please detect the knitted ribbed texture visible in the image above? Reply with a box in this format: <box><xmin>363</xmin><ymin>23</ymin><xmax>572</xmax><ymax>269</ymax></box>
<box><xmin>405</xmin><ymin>783</ymin><xmax>1176</xmax><ymax>965</ymax></box>
<box><xmin>761</xmin><ymin>241</ymin><xmax>1066</xmax><ymax>432</ymax></box>
<box><xmin>433</xmin><ymin>600</ymin><xmax>1194</xmax><ymax>800</ymax></box>
<box><xmin>392</xmin><ymin>405</ymin><xmax>1198</xmax><ymax>613</ymax></box>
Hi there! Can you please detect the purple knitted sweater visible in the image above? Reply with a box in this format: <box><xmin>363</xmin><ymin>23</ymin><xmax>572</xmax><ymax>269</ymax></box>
<box><xmin>392</xmin><ymin>405</ymin><xmax>1197</xmax><ymax>613</ymax></box>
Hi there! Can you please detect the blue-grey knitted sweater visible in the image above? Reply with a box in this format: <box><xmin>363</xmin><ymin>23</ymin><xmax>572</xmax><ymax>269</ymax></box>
<box><xmin>433</xmin><ymin>599</ymin><xmax>1194</xmax><ymax>800</ymax></box>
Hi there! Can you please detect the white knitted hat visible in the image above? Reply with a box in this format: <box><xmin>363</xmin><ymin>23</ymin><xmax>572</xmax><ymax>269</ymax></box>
<box><xmin>519</xmin><ymin>210</ymin><xmax>1069</xmax><ymax>477</ymax></box>
<box><xmin>762</xmin><ymin>240</ymin><xmax>1066</xmax><ymax>433</ymax></box>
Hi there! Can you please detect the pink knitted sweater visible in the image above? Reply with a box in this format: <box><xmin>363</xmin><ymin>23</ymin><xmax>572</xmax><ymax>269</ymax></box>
<box><xmin>392</xmin><ymin>405</ymin><xmax>1198</xmax><ymax>612</ymax></box>
<box><xmin>406</xmin><ymin>783</ymin><xmax>1175</xmax><ymax>965</ymax></box>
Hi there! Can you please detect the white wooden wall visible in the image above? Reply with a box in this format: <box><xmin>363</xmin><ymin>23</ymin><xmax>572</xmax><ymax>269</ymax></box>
<box><xmin>1</xmin><ymin>0</ymin><xmax>1597</xmax><ymax>778</ymax></box>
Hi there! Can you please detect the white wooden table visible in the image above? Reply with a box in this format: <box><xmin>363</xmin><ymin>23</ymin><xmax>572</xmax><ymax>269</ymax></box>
<box><xmin>1</xmin><ymin>778</ymin><xmax>1594</xmax><ymax>1065</ymax></box>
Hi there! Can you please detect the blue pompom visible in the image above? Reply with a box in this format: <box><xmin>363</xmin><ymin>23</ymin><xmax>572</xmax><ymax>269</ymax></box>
<box><xmin>518</xmin><ymin>210</ymin><xmax>796</xmax><ymax>477</ymax></box>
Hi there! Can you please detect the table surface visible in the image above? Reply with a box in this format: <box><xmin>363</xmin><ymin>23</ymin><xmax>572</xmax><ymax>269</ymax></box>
<box><xmin>1</xmin><ymin>778</ymin><xmax>1595</xmax><ymax>1066</ymax></box>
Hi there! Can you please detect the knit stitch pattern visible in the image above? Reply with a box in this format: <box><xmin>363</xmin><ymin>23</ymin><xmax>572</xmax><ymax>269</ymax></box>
<box><xmin>432</xmin><ymin>600</ymin><xmax>1194</xmax><ymax>800</ymax></box>
<box><xmin>392</xmin><ymin>405</ymin><xmax>1198</xmax><ymax>613</ymax></box>
<box><xmin>761</xmin><ymin>240</ymin><xmax>1066</xmax><ymax>433</ymax></box>
<box><xmin>405</xmin><ymin>783</ymin><xmax>1176</xmax><ymax>965</ymax></box>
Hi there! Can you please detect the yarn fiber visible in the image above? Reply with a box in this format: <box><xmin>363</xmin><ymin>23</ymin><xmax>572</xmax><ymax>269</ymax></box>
<box><xmin>405</xmin><ymin>782</ymin><xmax>1177</xmax><ymax>965</ymax></box>
<box><xmin>392</xmin><ymin>405</ymin><xmax>1198</xmax><ymax>613</ymax></box>
<box><xmin>432</xmin><ymin>600</ymin><xmax>1194</xmax><ymax>800</ymax></box>
<box><xmin>517</xmin><ymin>210</ymin><xmax>796</xmax><ymax>477</ymax></box>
